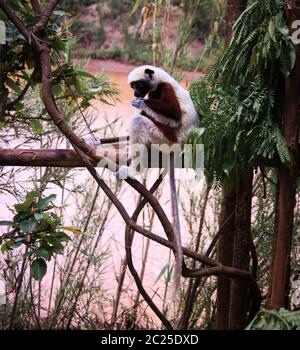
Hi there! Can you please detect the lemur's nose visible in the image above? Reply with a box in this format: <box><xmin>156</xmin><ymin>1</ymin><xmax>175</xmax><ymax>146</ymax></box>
<box><xmin>134</xmin><ymin>90</ymin><xmax>142</xmax><ymax>97</ymax></box>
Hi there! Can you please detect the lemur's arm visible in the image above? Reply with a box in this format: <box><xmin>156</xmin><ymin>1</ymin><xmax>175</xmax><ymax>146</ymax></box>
<box><xmin>144</xmin><ymin>82</ymin><xmax>182</xmax><ymax>122</ymax></box>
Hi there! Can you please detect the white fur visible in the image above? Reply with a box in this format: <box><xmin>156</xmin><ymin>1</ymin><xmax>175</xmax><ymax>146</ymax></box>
<box><xmin>126</xmin><ymin>66</ymin><xmax>200</xmax><ymax>300</ymax></box>
<box><xmin>117</xmin><ymin>164</ymin><xmax>137</xmax><ymax>179</ymax></box>
<box><xmin>82</xmin><ymin>134</ymin><xmax>101</xmax><ymax>146</ymax></box>
<box><xmin>128</xmin><ymin>65</ymin><xmax>200</xmax><ymax>148</ymax></box>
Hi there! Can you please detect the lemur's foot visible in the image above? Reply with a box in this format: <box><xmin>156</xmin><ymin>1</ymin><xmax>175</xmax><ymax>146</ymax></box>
<box><xmin>115</xmin><ymin>165</ymin><xmax>136</xmax><ymax>180</ymax></box>
<box><xmin>82</xmin><ymin>134</ymin><xmax>101</xmax><ymax>146</ymax></box>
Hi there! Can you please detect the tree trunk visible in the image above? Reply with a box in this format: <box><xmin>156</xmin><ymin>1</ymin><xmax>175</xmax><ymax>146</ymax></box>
<box><xmin>216</xmin><ymin>0</ymin><xmax>247</xmax><ymax>330</ymax></box>
<box><xmin>229</xmin><ymin>171</ymin><xmax>253</xmax><ymax>329</ymax></box>
<box><xmin>216</xmin><ymin>185</ymin><xmax>236</xmax><ymax>329</ymax></box>
<box><xmin>268</xmin><ymin>5</ymin><xmax>300</xmax><ymax>309</ymax></box>
<box><xmin>224</xmin><ymin>0</ymin><xmax>247</xmax><ymax>46</ymax></box>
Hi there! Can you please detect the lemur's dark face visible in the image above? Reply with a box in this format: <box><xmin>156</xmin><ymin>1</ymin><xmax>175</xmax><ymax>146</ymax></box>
<box><xmin>130</xmin><ymin>68</ymin><xmax>155</xmax><ymax>97</ymax></box>
<box><xmin>130</xmin><ymin>80</ymin><xmax>151</xmax><ymax>98</ymax></box>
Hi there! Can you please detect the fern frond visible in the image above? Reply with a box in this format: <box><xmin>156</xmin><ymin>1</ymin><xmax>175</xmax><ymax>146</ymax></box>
<box><xmin>189</xmin><ymin>0</ymin><xmax>293</xmax><ymax>183</ymax></box>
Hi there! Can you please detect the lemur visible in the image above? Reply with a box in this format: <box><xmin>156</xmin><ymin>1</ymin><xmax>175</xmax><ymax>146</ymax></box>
<box><xmin>119</xmin><ymin>65</ymin><xmax>200</xmax><ymax>299</ymax></box>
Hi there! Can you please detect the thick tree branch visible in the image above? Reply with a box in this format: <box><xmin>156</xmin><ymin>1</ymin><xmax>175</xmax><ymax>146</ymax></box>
<box><xmin>30</xmin><ymin>0</ymin><xmax>41</xmax><ymax>16</ymax></box>
<box><xmin>0</xmin><ymin>148</ymin><xmax>292</xmax><ymax>169</ymax></box>
<box><xmin>124</xmin><ymin>171</ymin><xmax>173</xmax><ymax>328</ymax></box>
<box><xmin>0</xmin><ymin>147</ymin><xmax>125</xmax><ymax>168</ymax></box>
<box><xmin>125</xmin><ymin>223</ymin><xmax>173</xmax><ymax>330</ymax></box>
<box><xmin>111</xmin><ymin>172</ymin><xmax>167</xmax><ymax>328</ymax></box>
<box><xmin>33</xmin><ymin>0</ymin><xmax>59</xmax><ymax>33</ymax></box>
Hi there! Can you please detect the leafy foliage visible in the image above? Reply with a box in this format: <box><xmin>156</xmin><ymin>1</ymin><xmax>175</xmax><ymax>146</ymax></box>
<box><xmin>246</xmin><ymin>308</ymin><xmax>300</xmax><ymax>330</ymax></box>
<box><xmin>0</xmin><ymin>2</ymin><xmax>118</xmax><ymax>129</ymax></box>
<box><xmin>189</xmin><ymin>0</ymin><xmax>294</xmax><ymax>184</ymax></box>
<box><xmin>0</xmin><ymin>191</ymin><xmax>79</xmax><ymax>281</ymax></box>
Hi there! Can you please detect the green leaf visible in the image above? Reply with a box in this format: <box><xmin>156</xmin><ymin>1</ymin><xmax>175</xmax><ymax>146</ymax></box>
<box><xmin>14</xmin><ymin>237</ymin><xmax>24</xmax><ymax>247</ymax></box>
<box><xmin>6</xmin><ymin>77</ymin><xmax>22</xmax><ymax>94</ymax></box>
<box><xmin>36</xmin><ymin>195</ymin><xmax>56</xmax><ymax>210</ymax></box>
<box><xmin>75</xmin><ymin>70</ymin><xmax>96</xmax><ymax>79</ymax></box>
<box><xmin>49</xmin><ymin>240</ymin><xmax>64</xmax><ymax>254</ymax></box>
<box><xmin>30</xmin><ymin>258</ymin><xmax>47</xmax><ymax>281</ymax></box>
<box><xmin>63</xmin><ymin>226</ymin><xmax>83</xmax><ymax>235</ymax></box>
<box><xmin>1</xmin><ymin>242</ymin><xmax>9</xmax><ymax>254</ymax></box>
<box><xmin>7</xmin><ymin>0</ymin><xmax>23</xmax><ymax>11</ymax></box>
<box><xmin>20</xmin><ymin>219</ymin><xmax>37</xmax><ymax>233</ymax></box>
<box><xmin>1</xmin><ymin>244</ymin><xmax>8</xmax><ymax>254</ymax></box>
<box><xmin>51</xmin><ymin>84</ymin><xmax>62</xmax><ymax>97</ymax></box>
<box><xmin>268</xmin><ymin>20</ymin><xmax>276</xmax><ymax>42</ymax></box>
<box><xmin>246</xmin><ymin>308</ymin><xmax>300</xmax><ymax>330</ymax></box>
<box><xmin>51</xmin><ymin>38</ymin><xmax>67</xmax><ymax>53</ymax></box>
<box><xmin>26</xmin><ymin>58</ymin><xmax>35</xmax><ymax>70</ymax></box>
<box><xmin>80</xmin><ymin>100</ymin><xmax>90</xmax><ymax>109</ymax></box>
<box><xmin>155</xmin><ymin>263</ymin><xmax>171</xmax><ymax>284</ymax></box>
<box><xmin>279</xmin><ymin>48</ymin><xmax>296</xmax><ymax>77</ymax></box>
<box><xmin>26</xmin><ymin>191</ymin><xmax>40</xmax><ymax>200</ymax></box>
<box><xmin>14</xmin><ymin>198</ymin><xmax>34</xmax><ymax>212</ymax></box>
<box><xmin>56</xmin><ymin>232</ymin><xmax>71</xmax><ymax>242</ymax></box>
<box><xmin>21</xmin><ymin>71</ymin><xmax>31</xmax><ymax>82</ymax></box>
<box><xmin>131</xmin><ymin>0</ymin><xmax>144</xmax><ymax>15</ymax></box>
<box><xmin>0</xmin><ymin>10</ymin><xmax>7</xmax><ymax>21</ymax></box>
<box><xmin>35</xmin><ymin>247</ymin><xmax>51</xmax><ymax>261</ymax></box>
<box><xmin>1</xmin><ymin>240</ymin><xmax>14</xmax><ymax>253</ymax></box>
<box><xmin>31</xmin><ymin>119</ymin><xmax>43</xmax><ymax>134</ymax></box>
<box><xmin>289</xmin><ymin>49</ymin><xmax>296</xmax><ymax>72</ymax></box>
<box><xmin>13</xmin><ymin>212</ymin><xmax>28</xmax><ymax>222</ymax></box>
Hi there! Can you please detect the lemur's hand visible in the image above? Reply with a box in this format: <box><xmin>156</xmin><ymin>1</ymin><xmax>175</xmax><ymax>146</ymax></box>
<box><xmin>132</xmin><ymin>98</ymin><xmax>145</xmax><ymax>109</ymax></box>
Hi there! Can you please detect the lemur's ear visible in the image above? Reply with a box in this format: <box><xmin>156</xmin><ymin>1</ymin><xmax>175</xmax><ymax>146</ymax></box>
<box><xmin>145</xmin><ymin>68</ymin><xmax>154</xmax><ymax>79</ymax></box>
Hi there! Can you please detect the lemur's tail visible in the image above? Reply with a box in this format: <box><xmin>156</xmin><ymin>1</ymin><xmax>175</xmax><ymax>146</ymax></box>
<box><xmin>166</xmin><ymin>153</ymin><xmax>183</xmax><ymax>302</ymax></box>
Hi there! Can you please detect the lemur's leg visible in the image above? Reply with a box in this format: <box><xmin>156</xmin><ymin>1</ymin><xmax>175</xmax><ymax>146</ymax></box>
<box><xmin>117</xmin><ymin>113</ymin><xmax>166</xmax><ymax>179</ymax></box>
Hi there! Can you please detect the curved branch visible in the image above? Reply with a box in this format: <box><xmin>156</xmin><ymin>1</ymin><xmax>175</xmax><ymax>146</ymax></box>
<box><xmin>123</xmin><ymin>170</ymin><xmax>171</xmax><ymax>327</ymax></box>
<box><xmin>33</xmin><ymin>0</ymin><xmax>59</xmax><ymax>33</ymax></box>
<box><xmin>125</xmin><ymin>223</ymin><xmax>173</xmax><ymax>330</ymax></box>
<box><xmin>205</xmin><ymin>212</ymin><xmax>234</xmax><ymax>258</ymax></box>
<box><xmin>181</xmin><ymin>264</ymin><xmax>261</xmax><ymax>321</ymax></box>
<box><xmin>30</xmin><ymin>0</ymin><xmax>41</xmax><ymax>16</ymax></box>
<box><xmin>36</xmin><ymin>37</ymin><xmax>177</xmax><ymax>251</ymax></box>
